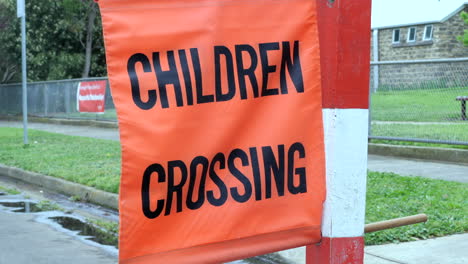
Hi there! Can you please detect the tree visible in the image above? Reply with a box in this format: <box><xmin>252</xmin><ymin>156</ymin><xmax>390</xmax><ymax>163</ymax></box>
<box><xmin>82</xmin><ymin>1</ymin><xmax>99</xmax><ymax>78</ymax></box>
<box><xmin>0</xmin><ymin>0</ymin><xmax>106</xmax><ymax>83</ymax></box>
<box><xmin>458</xmin><ymin>11</ymin><xmax>468</xmax><ymax>46</ymax></box>
<box><xmin>0</xmin><ymin>1</ymin><xmax>18</xmax><ymax>83</ymax></box>
<box><xmin>62</xmin><ymin>0</ymin><xmax>103</xmax><ymax>78</ymax></box>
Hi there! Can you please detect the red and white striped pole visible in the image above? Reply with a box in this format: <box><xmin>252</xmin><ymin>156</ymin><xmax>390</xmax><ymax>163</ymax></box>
<box><xmin>306</xmin><ymin>0</ymin><xmax>371</xmax><ymax>263</ymax></box>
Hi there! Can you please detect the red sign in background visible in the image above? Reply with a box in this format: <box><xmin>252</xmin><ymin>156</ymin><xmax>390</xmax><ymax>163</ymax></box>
<box><xmin>77</xmin><ymin>80</ymin><xmax>107</xmax><ymax>113</ymax></box>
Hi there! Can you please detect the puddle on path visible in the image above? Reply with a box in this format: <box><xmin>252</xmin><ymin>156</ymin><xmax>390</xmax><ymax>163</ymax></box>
<box><xmin>0</xmin><ymin>201</ymin><xmax>42</xmax><ymax>213</ymax></box>
<box><xmin>49</xmin><ymin>216</ymin><xmax>118</xmax><ymax>247</ymax></box>
<box><xmin>0</xmin><ymin>199</ymin><xmax>298</xmax><ymax>263</ymax></box>
<box><xmin>0</xmin><ymin>200</ymin><xmax>118</xmax><ymax>251</ymax></box>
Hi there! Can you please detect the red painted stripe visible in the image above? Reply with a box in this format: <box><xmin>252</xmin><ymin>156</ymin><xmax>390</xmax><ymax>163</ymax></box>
<box><xmin>317</xmin><ymin>0</ymin><xmax>371</xmax><ymax>109</ymax></box>
<box><xmin>306</xmin><ymin>237</ymin><xmax>364</xmax><ymax>264</ymax></box>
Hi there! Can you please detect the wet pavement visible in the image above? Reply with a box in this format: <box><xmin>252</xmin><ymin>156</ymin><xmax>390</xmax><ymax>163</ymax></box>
<box><xmin>0</xmin><ymin>192</ymin><xmax>117</xmax><ymax>264</ymax></box>
<box><xmin>0</xmin><ymin>200</ymin><xmax>45</xmax><ymax>213</ymax></box>
<box><xmin>50</xmin><ymin>216</ymin><xmax>118</xmax><ymax>248</ymax></box>
<box><xmin>0</xmin><ymin>177</ymin><xmax>287</xmax><ymax>264</ymax></box>
<box><xmin>0</xmin><ymin>194</ymin><xmax>289</xmax><ymax>264</ymax></box>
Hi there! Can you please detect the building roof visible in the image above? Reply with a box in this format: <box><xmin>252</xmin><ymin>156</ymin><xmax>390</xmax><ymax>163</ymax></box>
<box><xmin>372</xmin><ymin>0</ymin><xmax>468</xmax><ymax>29</ymax></box>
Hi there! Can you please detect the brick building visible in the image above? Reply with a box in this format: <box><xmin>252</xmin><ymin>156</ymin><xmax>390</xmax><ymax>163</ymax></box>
<box><xmin>371</xmin><ymin>2</ymin><xmax>468</xmax><ymax>90</ymax></box>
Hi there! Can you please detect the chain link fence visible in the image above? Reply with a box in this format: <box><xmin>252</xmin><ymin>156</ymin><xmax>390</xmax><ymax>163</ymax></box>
<box><xmin>0</xmin><ymin>77</ymin><xmax>116</xmax><ymax>122</ymax></box>
<box><xmin>369</xmin><ymin>57</ymin><xmax>468</xmax><ymax>145</ymax></box>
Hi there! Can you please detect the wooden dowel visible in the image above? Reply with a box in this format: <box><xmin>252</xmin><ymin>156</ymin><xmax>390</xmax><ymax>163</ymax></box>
<box><xmin>365</xmin><ymin>214</ymin><xmax>428</xmax><ymax>233</ymax></box>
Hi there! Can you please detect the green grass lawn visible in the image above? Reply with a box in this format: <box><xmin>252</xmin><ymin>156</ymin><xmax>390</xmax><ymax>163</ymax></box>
<box><xmin>371</xmin><ymin>88</ymin><xmax>468</xmax><ymax>122</ymax></box>
<box><xmin>0</xmin><ymin>128</ymin><xmax>121</xmax><ymax>193</ymax></box>
<box><xmin>365</xmin><ymin>172</ymin><xmax>467</xmax><ymax>245</ymax></box>
<box><xmin>371</xmin><ymin>123</ymin><xmax>468</xmax><ymax>143</ymax></box>
<box><xmin>0</xmin><ymin>128</ymin><xmax>466</xmax><ymax>245</ymax></box>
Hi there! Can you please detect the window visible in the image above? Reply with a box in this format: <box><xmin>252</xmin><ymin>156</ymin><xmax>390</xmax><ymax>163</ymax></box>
<box><xmin>423</xmin><ymin>25</ymin><xmax>433</xmax><ymax>41</ymax></box>
<box><xmin>392</xmin><ymin>29</ymin><xmax>400</xmax><ymax>43</ymax></box>
<box><xmin>407</xmin><ymin>27</ymin><xmax>416</xmax><ymax>42</ymax></box>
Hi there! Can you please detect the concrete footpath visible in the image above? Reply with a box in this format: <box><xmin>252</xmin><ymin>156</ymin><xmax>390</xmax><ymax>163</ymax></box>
<box><xmin>368</xmin><ymin>154</ymin><xmax>467</xmax><ymax>183</ymax></box>
<box><xmin>1</xmin><ymin>121</ymin><xmax>467</xmax><ymax>263</ymax></box>
<box><xmin>0</xmin><ymin>121</ymin><xmax>121</xmax><ymax>141</ymax></box>
<box><xmin>364</xmin><ymin>234</ymin><xmax>468</xmax><ymax>264</ymax></box>
<box><xmin>0</xmin><ymin>186</ymin><xmax>117</xmax><ymax>264</ymax></box>
<box><xmin>0</xmin><ymin>209</ymin><xmax>116</xmax><ymax>264</ymax></box>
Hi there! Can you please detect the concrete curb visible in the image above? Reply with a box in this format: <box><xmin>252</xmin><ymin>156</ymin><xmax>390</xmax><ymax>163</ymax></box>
<box><xmin>0</xmin><ymin>164</ymin><xmax>118</xmax><ymax>210</ymax></box>
<box><xmin>368</xmin><ymin>143</ymin><xmax>468</xmax><ymax>164</ymax></box>
<box><xmin>0</xmin><ymin>115</ymin><xmax>118</xmax><ymax>129</ymax></box>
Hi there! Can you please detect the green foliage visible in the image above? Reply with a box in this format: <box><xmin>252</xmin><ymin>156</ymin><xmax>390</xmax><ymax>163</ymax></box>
<box><xmin>69</xmin><ymin>195</ymin><xmax>83</xmax><ymax>202</ymax></box>
<box><xmin>365</xmin><ymin>172</ymin><xmax>468</xmax><ymax>245</ymax></box>
<box><xmin>457</xmin><ymin>11</ymin><xmax>468</xmax><ymax>46</ymax></box>
<box><xmin>88</xmin><ymin>218</ymin><xmax>119</xmax><ymax>235</ymax></box>
<box><xmin>35</xmin><ymin>200</ymin><xmax>62</xmax><ymax>211</ymax></box>
<box><xmin>0</xmin><ymin>128</ymin><xmax>121</xmax><ymax>193</ymax></box>
<box><xmin>0</xmin><ymin>1</ymin><xmax>19</xmax><ymax>83</ymax></box>
<box><xmin>0</xmin><ymin>185</ymin><xmax>20</xmax><ymax>195</ymax></box>
<box><xmin>0</xmin><ymin>0</ymin><xmax>106</xmax><ymax>83</ymax></box>
<box><xmin>86</xmin><ymin>217</ymin><xmax>119</xmax><ymax>247</ymax></box>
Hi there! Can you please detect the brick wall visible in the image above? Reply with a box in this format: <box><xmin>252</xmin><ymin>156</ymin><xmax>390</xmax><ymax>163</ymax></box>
<box><xmin>377</xmin><ymin>61</ymin><xmax>468</xmax><ymax>90</ymax></box>
<box><xmin>376</xmin><ymin>7</ymin><xmax>468</xmax><ymax>60</ymax></box>
<box><xmin>370</xmin><ymin>6</ymin><xmax>468</xmax><ymax>90</ymax></box>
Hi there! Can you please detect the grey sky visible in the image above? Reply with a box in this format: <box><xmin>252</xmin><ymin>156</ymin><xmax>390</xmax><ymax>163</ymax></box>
<box><xmin>372</xmin><ymin>0</ymin><xmax>467</xmax><ymax>28</ymax></box>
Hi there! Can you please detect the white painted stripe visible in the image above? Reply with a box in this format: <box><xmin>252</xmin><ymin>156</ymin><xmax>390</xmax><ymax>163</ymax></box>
<box><xmin>78</xmin><ymin>94</ymin><xmax>105</xmax><ymax>101</ymax></box>
<box><xmin>80</xmin><ymin>84</ymin><xmax>105</xmax><ymax>90</ymax></box>
<box><xmin>321</xmin><ymin>108</ymin><xmax>369</xmax><ymax>238</ymax></box>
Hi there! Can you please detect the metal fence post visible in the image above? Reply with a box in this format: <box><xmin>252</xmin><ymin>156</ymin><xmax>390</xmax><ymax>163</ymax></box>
<box><xmin>372</xmin><ymin>29</ymin><xmax>379</xmax><ymax>93</ymax></box>
<box><xmin>368</xmin><ymin>83</ymin><xmax>373</xmax><ymax>141</ymax></box>
<box><xmin>19</xmin><ymin>0</ymin><xmax>28</xmax><ymax>144</ymax></box>
<box><xmin>64</xmin><ymin>83</ymin><xmax>71</xmax><ymax>118</ymax></box>
<box><xmin>44</xmin><ymin>84</ymin><xmax>48</xmax><ymax>117</ymax></box>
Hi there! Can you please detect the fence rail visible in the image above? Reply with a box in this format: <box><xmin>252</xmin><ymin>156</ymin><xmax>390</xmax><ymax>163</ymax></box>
<box><xmin>370</xmin><ymin>57</ymin><xmax>468</xmax><ymax>65</ymax></box>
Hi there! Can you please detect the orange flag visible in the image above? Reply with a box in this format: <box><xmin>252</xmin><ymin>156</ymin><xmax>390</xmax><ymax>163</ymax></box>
<box><xmin>97</xmin><ymin>0</ymin><xmax>325</xmax><ymax>263</ymax></box>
